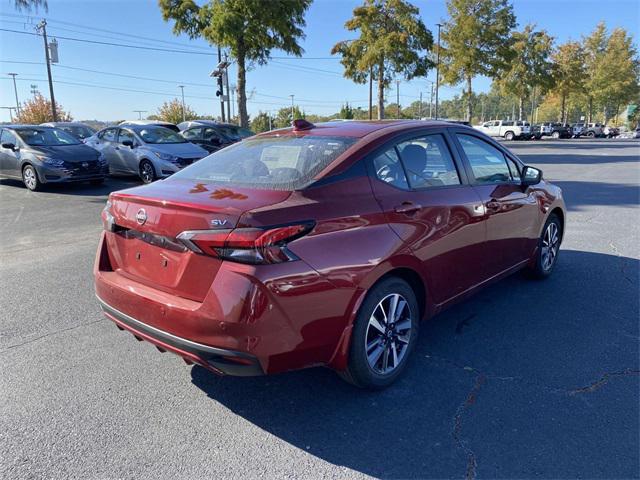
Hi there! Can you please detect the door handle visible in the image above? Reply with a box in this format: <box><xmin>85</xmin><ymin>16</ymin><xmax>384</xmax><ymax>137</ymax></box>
<box><xmin>394</xmin><ymin>202</ymin><xmax>422</xmax><ymax>214</ymax></box>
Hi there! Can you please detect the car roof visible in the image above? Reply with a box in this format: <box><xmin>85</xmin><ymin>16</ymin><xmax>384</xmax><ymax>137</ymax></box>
<box><xmin>40</xmin><ymin>122</ymin><xmax>89</xmax><ymax>126</ymax></box>
<box><xmin>120</xmin><ymin>120</ymin><xmax>175</xmax><ymax>126</ymax></box>
<box><xmin>2</xmin><ymin>124</ymin><xmax>54</xmax><ymax>130</ymax></box>
<box><xmin>258</xmin><ymin>120</ymin><xmax>453</xmax><ymax>139</ymax></box>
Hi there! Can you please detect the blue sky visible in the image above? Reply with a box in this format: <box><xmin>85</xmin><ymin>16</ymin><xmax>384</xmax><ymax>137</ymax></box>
<box><xmin>1</xmin><ymin>0</ymin><xmax>638</xmax><ymax>122</ymax></box>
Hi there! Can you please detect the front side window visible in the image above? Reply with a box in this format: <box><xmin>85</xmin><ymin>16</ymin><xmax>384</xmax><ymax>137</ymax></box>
<box><xmin>204</xmin><ymin>128</ymin><xmax>225</xmax><ymax>142</ymax></box>
<box><xmin>171</xmin><ymin>135</ymin><xmax>356</xmax><ymax>190</ymax></box>
<box><xmin>16</xmin><ymin>128</ymin><xmax>80</xmax><ymax>146</ymax></box>
<box><xmin>373</xmin><ymin>147</ymin><xmax>409</xmax><ymax>189</ymax></box>
<box><xmin>397</xmin><ymin>134</ymin><xmax>460</xmax><ymax>188</ymax></box>
<box><xmin>1</xmin><ymin>129</ymin><xmax>17</xmax><ymax>145</ymax></box>
<box><xmin>456</xmin><ymin>134</ymin><xmax>513</xmax><ymax>184</ymax></box>
<box><xmin>118</xmin><ymin>129</ymin><xmax>135</xmax><ymax>145</ymax></box>
<box><xmin>182</xmin><ymin>128</ymin><xmax>202</xmax><ymax>140</ymax></box>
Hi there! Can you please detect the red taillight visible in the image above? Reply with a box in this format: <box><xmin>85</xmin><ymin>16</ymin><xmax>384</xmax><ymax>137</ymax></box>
<box><xmin>177</xmin><ymin>222</ymin><xmax>314</xmax><ymax>265</ymax></box>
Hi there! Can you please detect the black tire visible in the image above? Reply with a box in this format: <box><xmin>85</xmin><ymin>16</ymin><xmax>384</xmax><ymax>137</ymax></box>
<box><xmin>552</xmin><ymin>131</ymin><xmax>560</xmax><ymax>139</ymax></box>
<box><xmin>89</xmin><ymin>178</ymin><xmax>105</xmax><ymax>186</ymax></box>
<box><xmin>586</xmin><ymin>131</ymin><xmax>595</xmax><ymax>138</ymax></box>
<box><xmin>527</xmin><ymin>214</ymin><xmax>562</xmax><ymax>279</ymax></box>
<box><xmin>504</xmin><ymin>131</ymin><xmax>515</xmax><ymax>141</ymax></box>
<box><xmin>22</xmin><ymin>164</ymin><xmax>41</xmax><ymax>191</ymax></box>
<box><xmin>139</xmin><ymin>160</ymin><xmax>156</xmax><ymax>184</ymax></box>
<box><xmin>338</xmin><ymin>277</ymin><xmax>419</xmax><ymax>389</ymax></box>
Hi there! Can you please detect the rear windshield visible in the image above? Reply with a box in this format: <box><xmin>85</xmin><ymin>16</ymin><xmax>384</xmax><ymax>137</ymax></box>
<box><xmin>16</xmin><ymin>128</ymin><xmax>81</xmax><ymax>146</ymax></box>
<box><xmin>170</xmin><ymin>135</ymin><xmax>356</xmax><ymax>190</ymax></box>
<box><xmin>60</xmin><ymin>125</ymin><xmax>95</xmax><ymax>140</ymax></box>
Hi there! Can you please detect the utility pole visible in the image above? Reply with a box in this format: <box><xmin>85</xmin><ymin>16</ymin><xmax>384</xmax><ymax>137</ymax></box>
<box><xmin>224</xmin><ymin>53</ymin><xmax>231</xmax><ymax>122</ymax></box>
<box><xmin>435</xmin><ymin>23</ymin><xmax>443</xmax><ymax>120</ymax></box>
<box><xmin>217</xmin><ymin>46</ymin><xmax>226</xmax><ymax>122</ymax></box>
<box><xmin>178</xmin><ymin>85</ymin><xmax>186</xmax><ymax>122</ymax></box>
<box><xmin>36</xmin><ymin>20</ymin><xmax>57</xmax><ymax>122</ymax></box>
<box><xmin>30</xmin><ymin>84</ymin><xmax>39</xmax><ymax>97</ymax></box>
<box><xmin>368</xmin><ymin>65</ymin><xmax>373</xmax><ymax>120</ymax></box>
<box><xmin>7</xmin><ymin>73</ymin><xmax>20</xmax><ymax>116</ymax></box>
<box><xmin>133</xmin><ymin>110</ymin><xmax>147</xmax><ymax>120</ymax></box>
<box><xmin>419</xmin><ymin>91</ymin><xmax>423</xmax><ymax>119</ymax></box>
<box><xmin>1</xmin><ymin>106</ymin><xmax>16</xmax><ymax>122</ymax></box>
<box><xmin>429</xmin><ymin>83</ymin><xmax>435</xmax><ymax>118</ymax></box>
<box><xmin>230</xmin><ymin>84</ymin><xmax>236</xmax><ymax>119</ymax></box>
<box><xmin>289</xmin><ymin>94</ymin><xmax>295</xmax><ymax>121</ymax></box>
<box><xmin>396</xmin><ymin>80</ymin><xmax>400</xmax><ymax>119</ymax></box>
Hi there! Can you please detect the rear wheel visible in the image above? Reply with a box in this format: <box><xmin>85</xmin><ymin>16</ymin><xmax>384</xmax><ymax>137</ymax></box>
<box><xmin>504</xmin><ymin>131</ymin><xmax>515</xmax><ymax>141</ymax></box>
<box><xmin>22</xmin><ymin>164</ymin><xmax>41</xmax><ymax>191</ymax></box>
<box><xmin>527</xmin><ymin>214</ymin><xmax>562</xmax><ymax>279</ymax></box>
<box><xmin>339</xmin><ymin>277</ymin><xmax>419</xmax><ymax>389</ymax></box>
<box><xmin>552</xmin><ymin>131</ymin><xmax>560</xmax><ymax>139</ymax></box>
<box><xmin>586</xmin><ymin>131</ymin><xmax>595</xmax><ymax>138</ymax></box>
<box><xmin>139</xmin><ymin>160</ymin><xmax>156</xmax><ymax>184</ymax></box>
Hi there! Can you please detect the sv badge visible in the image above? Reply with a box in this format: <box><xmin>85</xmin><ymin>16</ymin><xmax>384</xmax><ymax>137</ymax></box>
<box><xmin>211</xmin><ymin>219</ymin><xmax>228</xmax><ymax>227</ymax></box>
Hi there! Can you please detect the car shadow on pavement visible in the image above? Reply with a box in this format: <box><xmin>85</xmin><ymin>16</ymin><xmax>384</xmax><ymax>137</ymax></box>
<box><xmin>190</xmin><ymin>250</ymin><xmax>639</xmax><ymax>479</ymax></box>
<box><xmin>551</xmin><ymin>180</ymin><xmax>640</xmax><ymax>211</ymax></box>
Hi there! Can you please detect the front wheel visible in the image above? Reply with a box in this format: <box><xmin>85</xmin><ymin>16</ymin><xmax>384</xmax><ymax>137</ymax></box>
<box><xmin>339</xmin><ymin>277</ymin><xmax>419</xmax><ymax>389</ymax></box>
<box><xmin>552</xmin><ymin>131</ymin><xmax>560</xmax><ymax>139</ymax></box>
<box><xmin>139</xmin><ymin>160</ymin><xmax>156</xmax><ymax>184</ymax></box>
<box><xmin>504</xmin><ymin>131</ymin><xmax>515</xmax><ymax>141</ymax></box>
<box><xmin>527</xmin><ymin>214</ymin><xmax>562</xmax><ymax>279</ymax></box>
<box><xmin>22</xmin><ymin>165</ymin><xmax>41</xmax><ymax>191</ymax></box>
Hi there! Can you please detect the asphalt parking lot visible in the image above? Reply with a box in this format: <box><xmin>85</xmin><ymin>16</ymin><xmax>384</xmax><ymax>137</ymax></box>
<box><xmin>1</xmin><ymin>138</ymin><xmax>638</xmax><ymax>479</ymax></box>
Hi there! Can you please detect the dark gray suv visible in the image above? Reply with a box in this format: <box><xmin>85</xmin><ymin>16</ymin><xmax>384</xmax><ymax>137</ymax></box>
<box><xmin>0</xmin><ymin>125</ymin><xmax>108</xmax><ymax>191</ymax></box>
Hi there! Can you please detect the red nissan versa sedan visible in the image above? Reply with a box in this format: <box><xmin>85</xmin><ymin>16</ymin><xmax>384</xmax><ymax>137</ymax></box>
<box><xmin>94</xmin><ymin>120</ymin><xmax>565</xmax><ymax>389</ymax></box>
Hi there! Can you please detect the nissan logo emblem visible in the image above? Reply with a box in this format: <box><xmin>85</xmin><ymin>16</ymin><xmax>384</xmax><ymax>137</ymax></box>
<box><xmin>135</xmin><ymin>208</ymin><xmax>147</xmax><ymax>225</ymax></box>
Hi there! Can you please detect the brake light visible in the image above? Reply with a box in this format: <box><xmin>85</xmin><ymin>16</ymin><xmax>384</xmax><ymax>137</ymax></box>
<box><xmin>102</xmin><ymin>199</ymin><xmax>115</xmax><ymax>232</ymax></box>
<box><xmin>176</xmin><ymin>222</ymin><xmax>314</xmax><ymax>265</ymax></box>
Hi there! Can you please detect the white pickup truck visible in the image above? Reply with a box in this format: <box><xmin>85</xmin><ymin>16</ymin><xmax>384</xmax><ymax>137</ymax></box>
<box><xmin>474</xmin><ymin>120</ymin><xmax>531</xmax><ymax>140</ymax></box>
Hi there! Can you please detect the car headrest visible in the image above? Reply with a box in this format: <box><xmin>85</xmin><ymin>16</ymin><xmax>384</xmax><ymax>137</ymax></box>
<box><xmin>400</xmin><ymin>144</ymin><xmax>426</xmax><ymax>175</ymax></box>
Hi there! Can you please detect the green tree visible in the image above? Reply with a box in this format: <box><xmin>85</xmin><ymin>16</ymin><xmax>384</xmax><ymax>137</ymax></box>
<box><xmin>582</xmin><ymin>22</ymin><xmax>609</xmax><ymax>122</ymax></box>
<box><xmin>552</xmin><ymin>41</ymin><xmax>587</xmax><ymax>123</ymax></box>
<box><xmin>159</xmin><ymin>0</ymin><xmax>311</xmax><ymax>128</ymax></box>
<box><xmin>155</xmin><ymin>98</ymin><xmax>198</xmax><ymax>124</ymax></box>
<box><xmin>274</xmin><ymin>105</ymin><xmax>305</xmax><ymax>128</ymax></box>
<box><xmin>598</xmin><ymin>27</ymin><xmax>639</xmax><ymax>124</ymax></box>
<box><xmin>339</xmin><ymin>102</ymin><xmax>355</xmax><ymax>119</ymax></box>
<box><xmin>250</xmin><ymin>111</ymin><xmax>274</xmax><ymax>133</ymax></box>
<box><xmin>16</xmin><ymin>93</ymin><xmax>71</xmax><ymax>124</ymax></box>
<box><xmin>496</xmin><ymin>25</ymin><xmax>555</xmax><ymax>120</ymax></box>
<box><xmin>13</xmin><ymin>0</ymin><xmax>46</xmax><ymax>11</ymax></box>
<box><xmin>441</xmin><ymin>0</ymin><xmax>516</xmax><ymax>121</ymax></box>
<box><xmin>331</xmin><ymin>0</ymin><xmax>434</xmax><ymax>119</ymax></box>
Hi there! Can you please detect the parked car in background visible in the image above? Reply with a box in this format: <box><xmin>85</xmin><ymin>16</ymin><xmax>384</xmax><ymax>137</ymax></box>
<box><xmin>603</xmin><ymin>125</ymin><xmax>619</xmax><ymax>138</ymax></box>
<box><xmin>0</xmin><ymin>125</ymin><xmax>107</xmax><ymax>191</ymax></box>
<box><xmin>178</xmin><ymin>120</ymin><xmax>235</xmax><ymax>153</ymax></box>
<box><xmin>95</xmin><ymin>119</ymin><xmax>565</xmax><ymax>389</ymax></box>
<box><xmin>474</xmin><ymin>120</ymin><xmax>530</xmax><ymax>140</ymax></box>
<box><xmin>119</xmin><ymin>120</ymin><xmax>180</xmax><ymax>133</ymax></box>
<box><xmin>85</xmin><ymin>124</ymin><xmax>208</xmax><ymax>183</ymax></box>
<box><xmin>40</xmin><ymin>122</ymin><xmax>96</xmax><ymax>142</ymax></box>
<box><xmin>583</xmin><ymin>123</ymin><xmax>604</xmax><ymax>138</ymax></box>
<box><xmin>571</xmin><ymin>123</ymin><xmax>585</xmax><ymax>138</ymax></box>
<box><xmin>533</xmin><ymin>122</ymin><xmax>572</xmax><ymax>139</ymax></box>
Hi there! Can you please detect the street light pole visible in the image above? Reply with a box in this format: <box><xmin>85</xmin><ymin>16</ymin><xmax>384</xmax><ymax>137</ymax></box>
<box><xmin>1</xmin><ymin>107</ymin><xmax>15</xmax><ymax>122</ymax></box>
<box><xmin>178</xmin><ymin>85</ymin><xmax>186</xmax><ymax>122</ymax></box>
<box><xmin>7</xmin><ymin>73</ymin><xmax>20</xmax><ymax>116</ymax></box>
<box><xmin>435</xmin><ymin>22</ymin><xmax>443</xmax><ymax>121</ymax></box>
<box><xmin>133</xmin><ymin>110</ymin><xmax>147</xmax><ymax>120</ymax></box>
<box><xmin>36</xmin><ymin>20</ymin><xmax>57</xmax><ymax>122</ymax></box>
<box><xmin>396</xmin><ymin>80</ymin><xmax>401</xmax><ymax>119</ymax></box>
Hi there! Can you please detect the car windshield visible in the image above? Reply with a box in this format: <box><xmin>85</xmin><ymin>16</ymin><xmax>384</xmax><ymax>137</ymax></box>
<box><xmin>132</xmin><ymin>126</ymin><xmax>186</xmax><ymax>144</ymax></box>
<box><xmin>16</xmin><ymin>128</ymin><xmax>81</xmax><ymax>146</ymax></box>
<box><xmin>218</xmin><ymin>125</ymin><xmax>254</xmax><ymax>141</ymax></box>
<box><xmin>60</xmin><ymin>125</ymin><xmax>95</xmax><ymax>140</ymax></box>
<box><xmin>170</xmin><ymin>135</ymin><xmax>356</xmax><ymax>190</ymax></box>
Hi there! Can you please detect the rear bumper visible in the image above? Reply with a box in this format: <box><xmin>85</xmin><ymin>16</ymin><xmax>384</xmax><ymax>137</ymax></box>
<box><xmin>97</xmin><ymin>295</ymin><xmax>265</xmax><ymax>376</ymax></box>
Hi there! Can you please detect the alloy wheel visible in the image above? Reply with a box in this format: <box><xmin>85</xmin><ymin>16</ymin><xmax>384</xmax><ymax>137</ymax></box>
<box><xmin>23</xmin><ymin>166</ymin><xmax>37</xmax><ymax>190</ymax></box>
<box><xmin>365</xmin><ymin>293</ymin><xmax>412</xmax><ymax>375</ymax></box>
<box><xmin>541</xmin><ymin>222</ymin><xmax>560</xmax><ymax>271</ymax></box>
<box><xmin>140</xmin><ymin>162</ymin><xmax>155</xmax><ymax>183</ymax></box>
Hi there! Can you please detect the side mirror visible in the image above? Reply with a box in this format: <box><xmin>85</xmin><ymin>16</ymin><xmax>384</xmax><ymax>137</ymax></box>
<box><xmin>2</xmin><ymin>142</ymin><xmax>16</xmax><ymax>151</ymax></box>
<box><xmin>122</xmin><ymin>140</ymin><xmax>134</xmax><ymax>148</ymax></box>
<box><xmin>522</xmin><ymin>165</ymin><xmax>542</xmax><ymax>186</ymax></box>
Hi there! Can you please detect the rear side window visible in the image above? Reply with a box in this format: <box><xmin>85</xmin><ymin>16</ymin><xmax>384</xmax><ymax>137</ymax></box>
<box><xmin>1</xmin><ymin>129</ymin><xmax>17</xmax><ymax>145</ymax></box>
<box><xmin>182</xmin><ymin>128</ymin><xmax>202</xmax><ymax>140</ymax></box>
<box><xmin>456</xmin><ymin>134</ymin><xmax>515</xmax><ymax>184</ymax></box>
<box><xmin>397</xmin><ymin>134</ymin><xmax>460</xmax><ymax>188</ymax></box>
<box><xmin>100</xmin><ymin>128</ymin><xmax>117</xmax><ymax>142</ymax></box>
<box><xmin>171</xmin><ymin>135</ymin><xmax>356</xmax><ymax>190</ymax></box>
<box><xmin>373</xmin><ymin>147</ymin><xmax>409</xmax><ymax>189</ymax></box>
